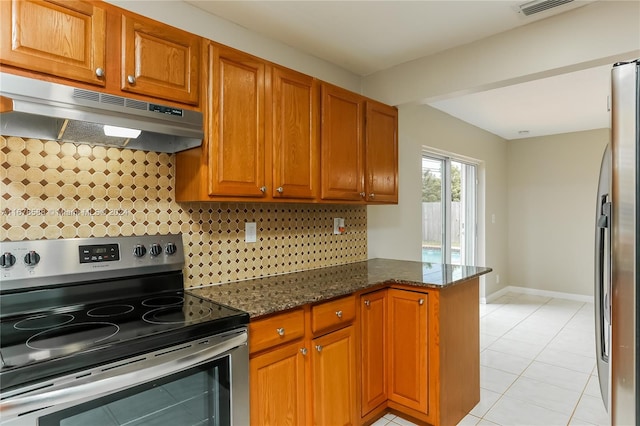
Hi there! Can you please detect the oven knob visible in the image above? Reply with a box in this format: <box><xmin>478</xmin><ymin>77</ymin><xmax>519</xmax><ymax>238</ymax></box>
<box><xmin>149</xmin><ymin>243</ymin><xmax>162</xmax><ymax>257</ymax></box>
<box><xmin>0</xmin><ymin>252</ymin><xmax>16</xmax><ymax>268</ymax></box>
<box><xmin>24</xmin><ymin>251</ymin><xmax>40</xmax><ymax>266</ymax></box>
<box><xmin>165</xmin><ymin>242</ymin><xmax>177</xmax><ymax>255</ymax></box>
<box><xmin>133</xmin><ymin>244</ymin><xmax>146</xmax><ymax>258</ymax></box>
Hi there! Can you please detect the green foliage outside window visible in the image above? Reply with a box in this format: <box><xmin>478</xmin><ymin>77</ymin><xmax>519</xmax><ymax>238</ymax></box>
<box><xmin>421</xmin><ymin>165</ymin><xmax>461</xmax><ymax>202</ymax></box>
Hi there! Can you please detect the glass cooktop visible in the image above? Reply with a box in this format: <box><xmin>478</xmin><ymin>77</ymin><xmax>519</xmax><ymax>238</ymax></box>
<box><xmin>0</xmin><ymin>290</ymin><xmax>248</xmax><ymax>391</ymax></box>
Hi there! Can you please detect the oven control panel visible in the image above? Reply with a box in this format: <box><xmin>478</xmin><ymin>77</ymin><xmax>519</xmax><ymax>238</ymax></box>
<box><xmin>79</xmin><ymin>244</ymin><xmax>120</xmax><ymax>263</ymax></box>
<box><xmin>0</xmin><ymin>234</ymin><xmax>184</xmax><ymax>291</ymax></box>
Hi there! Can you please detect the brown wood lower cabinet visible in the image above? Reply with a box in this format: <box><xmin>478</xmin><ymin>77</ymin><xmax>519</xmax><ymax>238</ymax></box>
<box><xmin>360</xmin><ymin>290</ymin><xmax>388</xmax><ymax>417</ymax></box>
<box><xmin>249</xmin><ymin>296</ymin><xmax>358</xmax><ymax>426</ymax></box>
<box><xmin>250</xmin><ymin>341</ymin><xmax>307</xmax><ymax>426</ymax></box>
<box><xmin>311</xmin><ymin>325</ymin><xmax>357</xmax><ymax>426</ymax></box>
<box><xmin>249</xmin><ymin>278</ymin><xmax>480</xmax><ymax>426</ymax></box>
<box><xmin>387</xmin><ymin>289</ymin><xmax>429</xmax><ymax>415</ymax></box>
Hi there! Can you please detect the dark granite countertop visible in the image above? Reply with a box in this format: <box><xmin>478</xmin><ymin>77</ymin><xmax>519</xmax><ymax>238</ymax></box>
<box><xmin>189</xmin><ymin>258</ymin><xmax>492</xmax><ymax>318</ymax></box>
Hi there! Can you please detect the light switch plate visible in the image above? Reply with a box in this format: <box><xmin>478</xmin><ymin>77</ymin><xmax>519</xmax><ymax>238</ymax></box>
<box><xmin>245</xmin><ymin>222</ymin><xmax>257</xmax><ymax>243</ymax></box>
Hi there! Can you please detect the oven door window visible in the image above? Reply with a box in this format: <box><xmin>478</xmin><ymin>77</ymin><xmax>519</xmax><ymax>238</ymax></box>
<box><xmin>40</xmin><ymin>356</ymin><xmax>230</xmax><ymax>426</ymax></box>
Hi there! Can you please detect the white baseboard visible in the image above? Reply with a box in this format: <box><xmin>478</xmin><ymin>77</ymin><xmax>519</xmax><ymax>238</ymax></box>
<box><xmin>481</xmin><ymin>285</ymin><xmax>593</xmax><ymax>304</ymax></box>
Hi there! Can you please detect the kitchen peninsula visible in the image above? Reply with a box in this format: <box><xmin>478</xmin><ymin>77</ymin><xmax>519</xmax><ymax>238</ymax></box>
<box><xmin>191</xmin><ymin>259</ymin><xmax>491</xmax><ymax>426</ymax></box>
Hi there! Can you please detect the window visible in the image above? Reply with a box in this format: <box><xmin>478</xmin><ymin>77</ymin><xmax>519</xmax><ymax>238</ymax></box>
<box><xmin>422</xmin><ymin>152</ymin><xmax>477</xmax><ymax>265</ymax></box>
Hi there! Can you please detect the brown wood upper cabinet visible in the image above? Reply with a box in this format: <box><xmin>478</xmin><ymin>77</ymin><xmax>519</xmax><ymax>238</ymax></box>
<box><xmin>271</xmin><ymin>66</ymin><xmax>319</xmax><ymax>199</ymax></box>
<box><xmin>121</xmin><ymin>13</ymin><xmax>200</xmax><ymax>106</ymax></box>
<box><xmin>320</xmin><ymin>83</ymin><xmax>398</xmax><ymax>204</ymax></box>
<box><xmin>0</xmin><ymin>0</ymin><xmax>107</xmax><ymax>86</ymax></box>
<box><xmin>1</xmin><ymin>0</ymin><xmax>201</xmax><ymax>107</ymax></box>
<box><xmin>207</xmin><ymin>44</ymin><xmax>266</xmax><ymax>197</ymax></box>
<box><xmin>176</xmin><ymin>49</ymin><xmax>321</xmax><ymax>202</ymax></box>
<box><xmin>365</xmin><ymin>101</ymin><xmax>398</xmax><ymax>203</ymax></box>
<box><xmin>320</xmin><ymin>83</ymin><xmax>365</xmax><ymax>201</ymax></box>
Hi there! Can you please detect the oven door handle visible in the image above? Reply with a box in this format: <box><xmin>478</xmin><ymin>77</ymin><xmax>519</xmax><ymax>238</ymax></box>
<box><xmin>0</xmin><ymin>330</ymin><xmax>247</xmax><ymax>420</ymax></box>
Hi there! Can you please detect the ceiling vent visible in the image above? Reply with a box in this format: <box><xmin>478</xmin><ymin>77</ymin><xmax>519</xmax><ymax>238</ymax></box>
<box><xmin>517</xmin><ymin>0</ymin><xmax>574</xmax><ymax>16</ymax></box>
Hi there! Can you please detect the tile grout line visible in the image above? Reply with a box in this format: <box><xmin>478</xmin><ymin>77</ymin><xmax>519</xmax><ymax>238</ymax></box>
<box><xmin>478</xmin><ymin>296</ymin><xmax>591</xmax><ymax>425</ymax></box>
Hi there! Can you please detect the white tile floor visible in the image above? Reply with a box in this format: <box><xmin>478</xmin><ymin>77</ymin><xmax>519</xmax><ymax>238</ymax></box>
<box><xmin>372</xmin><ymin>292</ymin><xmax>609</xmax><ymax>426</ymax></box>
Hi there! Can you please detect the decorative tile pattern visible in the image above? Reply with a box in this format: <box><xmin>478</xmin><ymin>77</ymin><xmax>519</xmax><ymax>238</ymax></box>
<box><xmin>0</xmin><ymin>136</ymin><xmax>368</xmax><ymax>287</ymax></box>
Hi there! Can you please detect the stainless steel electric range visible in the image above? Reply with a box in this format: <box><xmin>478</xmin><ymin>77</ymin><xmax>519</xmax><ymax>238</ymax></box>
<box><xmin>0</xmin><ymin>234</ymin><xmax>249</xmax><ymax>426</ymax></box>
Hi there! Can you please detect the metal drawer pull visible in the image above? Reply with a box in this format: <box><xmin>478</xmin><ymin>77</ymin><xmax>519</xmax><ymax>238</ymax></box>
<box><xmin>276</xmin><ymin>328</ymin><xmax>285</xmax><ymax>336</ymax></box>
<box><xmin>364</xmin><ymin>300</ymin><xmax>370</xmax><ymax>307</ymax></box>
<box><xmin>276</xmin><ymin>187</ymin><xmax>284</xmax><ymax>193</ymax></box>
<box><xmin>259</xmin><ymin>186</ymin><xmax>267</xmax><ymax>193</ymax></box>
<box><xmin>127</xmin><ymin>75</ymin><xmax>136</xmax><ymax>84</ymax></box>
<box><xmin>419</xmin><ymin>298</ymin><xmax>424</xmax><ymax>305</ymax></box>
<box><xmin>300</xmin><ymin>348</ymin><xmax>308</xmax><ymax>356</ymax></box>
<box><xmin>336</xmin><ymin>310</ymin><xmax>343</xmax><ymax>319</ymax></box>
<box><xmin>316</xmin><ymin>345</ymin><xmax>323</xmax><ymax>352</ymax></box>
<box><xmin>369</xmin><ymin>193</ymin><xmax>375</xmax><ymax>198</ymax></box>
<box><xmin>359</xmin><ymin>192</ymin><xmax>366</xmax><ymax>197</ymax></box>
<box><xmin>95</xmin><ymin>67</ymin><xmax>104</xmax><ymax>77</ymax></box>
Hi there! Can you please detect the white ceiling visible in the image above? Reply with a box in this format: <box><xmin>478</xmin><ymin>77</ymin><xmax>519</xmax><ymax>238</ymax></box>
<box><xmin>186</xmin><ymin>0</ymin><xmax>613</xmax><ymax>140</ymax></box>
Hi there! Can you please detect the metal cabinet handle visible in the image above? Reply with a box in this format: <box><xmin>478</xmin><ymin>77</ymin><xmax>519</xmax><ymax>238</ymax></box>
<box><xmin>364</xmin><ymin>300</ymin><xmax>370</xmax><ymax>307</ymax></box>
<box><xmin>359</xmin><ymin>192</ymin><xmax>366</xmax><ymax>198</ymax></box>
<box><xmin>419</xmin><ymin>298</ymin><xmax>424</xmax><ymax>305</ymax></box>
<box><xmin>336</xmin><ymin>310</ymin><xmax>343</xmax><ymax>319</ymax></box>
<box><xmin>300</xmin><ymin>348</ymin><xmax>308</xmax><ymax>356</ymax></box>
<box><xmin>276</xmin><ymin>327</ymin><xmax>285</xmax><ymax>336</ymax></box>
<box><xmin>127</xmin><ymin>75</ymin><xmax>136</xmax><ymax>85</ymax></box>
<box><xmin>259</xmin><ymin>186</ymin><xmax>267</xmax><ymax>193</ymax></box>
<box><xmin>95</xmin><ymin>67</ymin><xmax>104</xmax><ymax>77</ymax></box>
<box><xmin>369</xmin><ymin>193</ymin><xmax>375</xmax><ymax>199</ymax></box>
<box><xmin>315</xmin><ymin>345</ymin><xmax>323</xmax><ymax>352</ymax></box>
<box><xmin>276</xmin><ymin>187</ymin><xmax>284</xmax><ymax>193</ymax></box>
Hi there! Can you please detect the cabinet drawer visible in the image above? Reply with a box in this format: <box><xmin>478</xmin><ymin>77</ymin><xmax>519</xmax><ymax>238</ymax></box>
<box><xmin>249</xmin><ymin>308</ymin><xmax>305</xmax><ymax>353</ymax></box>
<box><xmin>311</xmin><ymin>295</ymin><xmax>355</xmax><ymax>334</ymax></box>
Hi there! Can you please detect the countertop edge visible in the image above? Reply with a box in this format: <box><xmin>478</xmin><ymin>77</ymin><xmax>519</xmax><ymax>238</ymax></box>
<box><xmin>189</xmin><ymin>259</ymin><xmax>492</xmax><ymax>318</ymax></box>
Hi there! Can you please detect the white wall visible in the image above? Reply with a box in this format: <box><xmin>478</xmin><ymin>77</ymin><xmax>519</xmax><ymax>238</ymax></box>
<box><xmin>363</xmin><ymin>1</ymin><xmax>640</xmax><ymax>106</ymax></box>
<box><xmin>105</xmin><ymin>0</ymin><xmax>361</xmax><ymax>92</ymax></box>
<box><xmin>507</xmin><ymin>129</ymin><xmax>609</xmax><ymax>296</ymax></box>
<box><xmin>368</xmin><ymin>105</ymin><xmax>508</xmax><ymax>298</ymax></box>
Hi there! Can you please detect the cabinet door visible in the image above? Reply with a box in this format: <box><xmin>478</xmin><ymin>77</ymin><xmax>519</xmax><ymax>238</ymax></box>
<box><xmin>360</xmin><ymin>290</ymin><xmax>388</xmax><ymax>417</ymax></box>
<box><xmin>250</xmin><ymin>342</ymin><xmax>307</xmax><ymax>426</ymax></box>
<box><xmin>388</xmin><ymin>289</ymin><xmax>428</xmax><ymax>414</ymax></box>
<box><xmin>312</xmin><ymin>326</ymin><xmax>357</xmax><ymax>426</ymax></box>
<box><xmin>365</xmin><ymin>101</ymin><xmax>398</xmax><ymax>203</ymax></box>
<box><xmin>0</xmin><ymin>0</ymin><xmax>106</xmax><ymax>86</ymax></box>
<box><xmin>320</xmin><ymin>84</ymin><xmax>364</xmax><ymax>201</ymax></box>
<box><xmin>208</xmin><ymin>44</ymin><xmax>266</xmax><ymax>197</ymax></box>
<box><xmin>272</xmin><ymin>67</ymin><xmax>319</xmax><ymax>199</ymax></box>
<box><xmin>121</xmin><ymin>13</ymin><xmax>200</xmax><ymax>105</ymax></box>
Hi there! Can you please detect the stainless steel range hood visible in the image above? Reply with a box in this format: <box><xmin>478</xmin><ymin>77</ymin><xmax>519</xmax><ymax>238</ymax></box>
<box><xmin>0</xmin><ymin>73</ymin><xmax>204</xmax><ymax>153</ymax></box>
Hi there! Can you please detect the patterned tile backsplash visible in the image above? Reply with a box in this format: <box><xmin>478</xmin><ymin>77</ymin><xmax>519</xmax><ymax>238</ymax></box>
<box><xmin>0</xmin><ymin>136</ymin><xmax>368</xmax><ymax>287</ymax></box>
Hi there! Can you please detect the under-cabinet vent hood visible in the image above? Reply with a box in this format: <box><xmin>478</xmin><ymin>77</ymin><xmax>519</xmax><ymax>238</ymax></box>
<box><xmin>0</xmin><ymin>73</ymin><xmax>204</xmax><ymax>153</ymax></box>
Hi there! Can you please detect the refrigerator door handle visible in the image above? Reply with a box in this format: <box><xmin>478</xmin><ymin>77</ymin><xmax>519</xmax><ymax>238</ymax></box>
<box><xmin>595</xmin><ymin>181</ymin><xmax>611</xmax><ymax>411</ymax></box>
<box><xmin>599</xmin><ymin>199</ymin><xmax>612</xmax><ymax>325</ymax></box>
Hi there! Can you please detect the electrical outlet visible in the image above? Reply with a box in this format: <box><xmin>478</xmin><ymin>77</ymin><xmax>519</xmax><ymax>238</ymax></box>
<box><xmin>245</xmin><ymin>222</ymin><xmax>256</xmax><ymax>243</ymax></box>
<box><xmin>496</xmin><ymin>274</ymin><xmax>500</xmax><ymax>284</ymax></box>
<box><xmin>333</xmin><ymin>218</ymin><xmax>345</xmax><ymax>235</ymax></box>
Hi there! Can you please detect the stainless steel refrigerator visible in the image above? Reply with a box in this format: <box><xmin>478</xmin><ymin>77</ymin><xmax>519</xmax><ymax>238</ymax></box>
<box><xmin>595</xmin><ymin>59</ymin><xmax>639</xmax><ymax>425</ymax></box>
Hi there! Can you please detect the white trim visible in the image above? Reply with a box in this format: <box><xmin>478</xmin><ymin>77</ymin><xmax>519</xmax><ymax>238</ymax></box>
<box><xmin>481</xmin><ymin>285</ymin><xmax>593</xmax><ymax>304</ymax></box>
